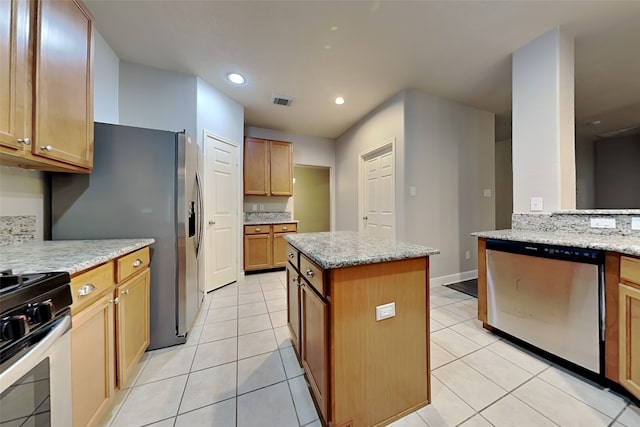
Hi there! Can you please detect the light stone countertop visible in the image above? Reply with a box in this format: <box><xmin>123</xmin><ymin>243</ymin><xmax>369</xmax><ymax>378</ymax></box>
<box><xmin>284</xmin><ymin>231</ymin><xmax>439</xmax><ymax>269</ymax></box>
<box><xmin>471</xmin><ymin>230</ymin><xmax>640</xmax><ymax>257</ymax></box>
<box><xmin>243</xmin><ymin>220</ymin><xmax>299</xmax><ymax>226</ymax></box>
<box><xmin>0</xmin><ymin>239</ymin><xmax>155</xmax><ymax>275</ymax></box>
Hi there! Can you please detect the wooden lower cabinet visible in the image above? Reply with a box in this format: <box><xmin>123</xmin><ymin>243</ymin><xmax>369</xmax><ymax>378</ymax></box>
<box><xmin>115</xmin><ymin>268</ymin><xmax>150</xmax><ymax>387</ymax></box>
<box><xmin>301</xmin><ymin>282</ymin><xmax>329</xmax><ymax>422</ymax></box>
<box><xmin>71</xmin><ymin>293</ymin><xmax>115</xmax><ymax>427</ymax></box>
<box><xmin>619</xmin><ymin>255</ymin><xmax>640</xmax><ymax>400</ymax></box>
<box><xmin>244</xmin><ymin>233</ymin><xmax>272</xmax><ymax>270</ymax></box>
<box><xmin>244</xmin><ymin>223</ymin><xmax>297</xmax><ymax>271</ymax></box>
<box><xmin>286</xmin><ymin>262</ymin><xmax>301</xmax><ymax>355</ymax></box>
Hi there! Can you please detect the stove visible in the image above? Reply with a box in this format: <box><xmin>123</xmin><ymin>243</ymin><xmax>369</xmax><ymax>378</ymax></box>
<box><xmin>0</xmin><ymin>270</ymin><xmax>72</xmax><ymax>369</ymax></box>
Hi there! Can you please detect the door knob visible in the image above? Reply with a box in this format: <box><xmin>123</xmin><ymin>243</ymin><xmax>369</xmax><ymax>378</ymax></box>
<box><xmin>209</xmin><ymin>221</ymin><xmax>215</xmax><ymax>225</ymax></box>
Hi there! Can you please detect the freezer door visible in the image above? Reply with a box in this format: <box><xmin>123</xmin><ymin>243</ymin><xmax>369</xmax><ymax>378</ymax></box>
<box><xmin>177</xmin><ymin>131</ymin><xmax>203</xmax><ymax>337</ymax></box>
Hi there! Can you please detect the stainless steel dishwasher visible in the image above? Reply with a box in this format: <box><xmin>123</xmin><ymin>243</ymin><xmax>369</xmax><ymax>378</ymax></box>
<box><xmin>485</xmin><ymin>239</ymin><xmax>605</xmax><ymax>374</ymax></box>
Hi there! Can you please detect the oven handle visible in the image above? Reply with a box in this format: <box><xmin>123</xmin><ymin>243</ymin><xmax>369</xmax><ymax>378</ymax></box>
<box><xmin>0</xmin><ymin>314</ymin><xmax>71</xmax><ymax>393</ymax></box>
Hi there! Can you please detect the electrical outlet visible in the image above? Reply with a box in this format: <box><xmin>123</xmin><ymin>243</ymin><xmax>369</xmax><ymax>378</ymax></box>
<box><xmin>632</xmin><ymin>217</ymin><xmax>640</xmax><ymax>230</ymax></box>
<box><xmin>483</xmin><ymin>189</ymin><xmax>491</xmax><ymax>197</ymax></box>
<box><xmin>259</xmin><ymin>204</ymin><xmax>265</xmax><ymax>211</ymax></box>
<box><xmin>530</xmin><ymin>197</ymin><xmax>543</xmax><ymax>212</ymax></box>
<box><xmin>465</xmin><ymin>250</ymin><xmax>471</xmax><ymax>260</ymax></box>
<box><xmin>252</xmin><ymin>204</ymin><xmax>257</xmax><ymax>211</ymax></box>
<box><xmin>590</xmin><ymin>217</ymin><xmax>616</xmax><ymax>229</ymax></box>
<box><xmin>410</xmin><ymin>186</ymin><xmax>416</xmax><ymax>197</ymax></box>
<box><xmin>375</xmin><ymin>302</ymin><xmax>395</xmax><ymax>321</ymax></box>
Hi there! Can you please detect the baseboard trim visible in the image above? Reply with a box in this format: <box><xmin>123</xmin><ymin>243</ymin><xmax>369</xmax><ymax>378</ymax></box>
<box><xmin>430</xmin><ymin>270</ymin><xmax>478</xmax><ymax>288</ymax></box>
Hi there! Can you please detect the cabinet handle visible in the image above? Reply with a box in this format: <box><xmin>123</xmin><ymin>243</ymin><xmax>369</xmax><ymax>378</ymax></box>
<box><xmin>17</xmin><ymin>137</ymin><xmax>31</xmax><ymax>145</ymax></box>
<box><xmin>109</xmin><ymin>297</ymin><xmax>119</xmax><ymax>304</ymax></box>
<box><xmin>121</xmin><ymin>289</ymin><xmax>130</xmax><ymax>295</ymax></box>
<box><xmin>282</xmin><ymin>227</ymin><xmax>288</xmax><ymax>231</ymax></box>
<box><xmin>40</xmin><ymin>145</ymin><xmax>53</xmax><ymax>151</ymax></box>
<box><xmin>77</xmin><ymin>283</ymin><xmax>96</xmax><ymax>297</ymax></box>
<box><xmin>132</xmin><ymin>259</ymin><xmax>142</xmax><ymax>267</ymax></box>
<box><xmin>305</xmin><ymin>268</ymin><xmax>314</xmax><ymax>278</ymax></box>
<box><xmin>288</xmin><ymin>252</ymin><xmax>294</xmax><ymax>259</ymax></box>
<box><xmin>255</xmin><ymin>228</ymin><xmax>261</xmax><ymax>232</ymax></box>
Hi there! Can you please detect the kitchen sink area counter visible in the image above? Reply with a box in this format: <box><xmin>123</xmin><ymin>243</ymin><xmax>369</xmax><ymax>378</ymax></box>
<box><xmin>284</xmin><ymin>231</ymin><xmax>438</xmax><ymax>427</ymax></box>
<box><xmin>0</xmin><ymin>239</ymin><xmax>155</xmax><ymax>274</ymax></box>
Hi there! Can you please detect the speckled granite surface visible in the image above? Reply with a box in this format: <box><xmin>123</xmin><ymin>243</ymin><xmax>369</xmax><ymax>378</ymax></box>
<box><xmin>284</xmin><ymin>231</ymin><xmax>439</xmax><ymax>269</ymax></box>
<box><xmin>471</xmin><ymin>230</ymin><xmax>640</xmax><ymax>257</ymax></box>
<box><xmin>0</xmin><ymin>239</ymin><xmax>155</xmax><ymax>275</ymax></box>
<box><xmin>513</xmin><ymin>211</ymin><xmax>640</xmax><ymax>236</ymax></box>
<box><xmin>0</xmin><ymin>215</ymin><xmax>36</xmax><ymax>245</ymax></box>
<box><xmin>244</xmin><ymin>212</ymin><xmax>295</xmax><ymax>225</ymax></box>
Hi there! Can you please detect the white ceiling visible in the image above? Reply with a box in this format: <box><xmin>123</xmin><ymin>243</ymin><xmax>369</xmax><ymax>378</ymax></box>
<box><xmin>85</xmin><ymin>0</ymin><xmax>640</xmax><ymax>140</ymax></box>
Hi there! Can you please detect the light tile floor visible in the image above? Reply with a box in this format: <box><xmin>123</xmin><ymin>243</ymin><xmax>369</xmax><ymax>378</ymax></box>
<box><xmin>99</xmin><ymin>271</ymin><xmax>640</xmax><ymax>427</ymax></box>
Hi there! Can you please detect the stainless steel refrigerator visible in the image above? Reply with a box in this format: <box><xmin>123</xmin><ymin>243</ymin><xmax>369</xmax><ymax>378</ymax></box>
<box><xmin>51</xmin><ymin>122</ymin><xmax>204</xmax><ymax>350</ymax></box>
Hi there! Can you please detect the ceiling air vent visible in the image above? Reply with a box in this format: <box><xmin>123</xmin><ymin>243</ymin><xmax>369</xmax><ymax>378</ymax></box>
<box><xmin>272</xmin><ymin>94</ymin><xmax>293</xmax><ymax>107</ymax></box>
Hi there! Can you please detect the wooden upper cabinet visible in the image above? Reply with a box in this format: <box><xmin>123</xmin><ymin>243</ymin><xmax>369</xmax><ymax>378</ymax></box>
<box><xmin>244</xmin><ymin>137</ymin><xmax>269</xmax><ymax>195</ymax></box>
<box><xmin>34</xmin><ymin>0</ymin><xmax>93</xmax><ymax>168</ymax></box>
<box><xmin>270</xmin><ymin>140</ymin><xmax>293</xmax><ymax>195</ymax></box>
<box><xmin>243</xmin><ymin>137</ymin><xmax>292</xmax><ymax>196</ymax></box>
<box><xmin>0</xmin><ymin>0</ymin><xmax>32</xmax><ymax>151</ymax></box>
<box><xmin>0</xmin><ymin>0</ymin><xmax>94</xmax><ymax>172</ymax></box>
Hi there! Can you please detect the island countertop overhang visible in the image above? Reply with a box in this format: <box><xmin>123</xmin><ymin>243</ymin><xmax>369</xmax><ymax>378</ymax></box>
<box><xmin>284</xmin><ymin>231</ymin><xmax>439</xmax><ymax>270</ymax></box>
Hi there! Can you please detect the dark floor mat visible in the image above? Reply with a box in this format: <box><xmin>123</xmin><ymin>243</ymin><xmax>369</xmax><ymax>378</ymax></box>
<box><xmin>443</xmin><ymin>278</ymin><xmax>478</xmax><ymax>298</ymax></box>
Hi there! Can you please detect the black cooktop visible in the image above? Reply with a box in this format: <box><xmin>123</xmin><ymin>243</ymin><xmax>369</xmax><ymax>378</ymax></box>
<box><xmin>0</xmin><ymin>271</ymin><xmax>71</xmax><ymax>313</ymax></box>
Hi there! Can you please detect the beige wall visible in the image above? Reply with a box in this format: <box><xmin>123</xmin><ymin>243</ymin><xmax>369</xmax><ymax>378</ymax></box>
<box><xmin>495</xmin><ymin>139</ymin><xmax>513</xmax><ymax>229</ymax></box>
<box><xmin>404</xmin><ymin>89</ymin><xmax>494</xmax><ymax>282</ymax></box>
<box><xmin>294</xmin><ymin>166</ymin><xmax>330</xmax><ymax>233</ymax></box>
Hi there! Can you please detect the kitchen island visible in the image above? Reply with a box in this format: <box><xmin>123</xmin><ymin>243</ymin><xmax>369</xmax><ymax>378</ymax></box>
<box><xmin>284</xmin><ymin>231</ymin><xmax>439</xmax><ymax>427</ymax></box>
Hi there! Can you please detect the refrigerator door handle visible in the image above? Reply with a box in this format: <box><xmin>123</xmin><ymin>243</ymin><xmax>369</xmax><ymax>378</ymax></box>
<box><xmin>195</xmin><ymin>172</ymin><xmax>204</xmax><ymax>258</ymax></box>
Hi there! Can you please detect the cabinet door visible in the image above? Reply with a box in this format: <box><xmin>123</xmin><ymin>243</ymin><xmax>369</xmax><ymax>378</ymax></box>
<box><xmin>270</xmin><ymin>140</ymin><xmax>293</xmax><ymax>196</ymax></box>
<box><xmin>116</xmin><ymin>269</ymin><xmax>150</xmax><ymax>388</ymax></box>
<box><xmin>619</xmin><ymin>283</ymin><xmax>640</xmax><ymax>399</ymax></box>
<box><xmin>244</xmin><ymin>233</ymin><xmax>272</xmax><ymax>270</ymax></box>
<box><xmin>301</xmin><ymin>283</ymin><xmax>329</xmax><ymax>422</ymax></box>
<box><xmin>0</xmin><ymin>0</ymin><xmax>32</xmax><ymax>151</ymax></box>
<box><xmin>71</xmin><ymin>293</ymin><xmax>115</xmax><ymax>427</ymax></box>
<box><xmin>34</xmin><ymin>0</ymin><xmax>93</xmax><ymax>168</ymax></box>
<box><xmin>286</xmin><ymin>263</ymin><xmax>301</xmax><ymax>356</ymax></box>
<box><xmin>244</xmin><ymin>137</ymin><xmax>269</xmax><ymax>195</ymax></box>
<box><xmin>273</xmin><ymin>232</ymin><xmax>292</xmax><ymax>267</ymax></box>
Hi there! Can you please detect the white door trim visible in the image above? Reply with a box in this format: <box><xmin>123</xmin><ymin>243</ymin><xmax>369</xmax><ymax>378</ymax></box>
<box><xmin>358</xmin><ymin>137</ymin><xmax>396</xmax><ymax>238</ymax></box>
<box><xmin>202</xmin><ymin>129</ymin><xmax>240</xmax><ymax>291</ymax></box>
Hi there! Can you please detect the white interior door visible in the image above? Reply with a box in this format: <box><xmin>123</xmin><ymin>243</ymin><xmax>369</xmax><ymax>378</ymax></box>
<box><xmin>204</xmin><ymin>132</ymin><xmax>238</xmax><ymax>292</ymax></box>
<box><xmin>362</xmin><ymin>145</ymin><xmax>394</xmax><ymax>239</ymax></box>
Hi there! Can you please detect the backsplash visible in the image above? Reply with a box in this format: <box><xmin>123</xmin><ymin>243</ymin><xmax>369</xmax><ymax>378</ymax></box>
<box><xmin>244</xmin><ymin>212</ymin><xmax>292</xmax><ymax>223</ymax></box>
<box><xmin>0</xmin><ymin>215</ymin><xmax>37</xmax><ymax>246</ymax></box>
<box><xmin>513</xmin><ymin>210</ymin><xmax>640</xmax><ymax>236</ymax></box>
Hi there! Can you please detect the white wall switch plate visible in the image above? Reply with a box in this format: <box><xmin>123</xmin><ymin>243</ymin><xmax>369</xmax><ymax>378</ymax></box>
<box><xmin>632</xmin><ymin>217</ymin><xmax>640</xmax><ymax>230</ymax></box>
<box><xmin>483</xmin><ymin>189</ymin><xmax>492</xmax><ymax>197</ymax></box>
<box><xmin>590</xmin><ymin>217</ymin><xmax>616</xmax><ymax>229</ymax></box>
<box><xmin>375</xmin><ymin>302</ymin><xmax>395</xmax><ymax>321</ymax></box>
<box><xmin>410</xmin><ymin>186</ymin><xmax>416</xmax><ymax>197</ymax></box>
<box><xmin>259</xmin><ymin>204</ymin><xmax>265</xmax><ymax>211</ymax></box>
<box><xmin>530</xmin><ymin>197</ymin><xmax>543</xmax><ymax>212</ymax></box>
<box><xmin>465</xmin><ymin>250</ymin><xmax>471</xmax><ymax>260</ymax></box>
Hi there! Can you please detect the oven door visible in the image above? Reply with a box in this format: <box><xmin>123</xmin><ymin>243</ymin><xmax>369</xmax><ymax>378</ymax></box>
<box><xmin>0</xmin><ymin>315</ymin><xmax>72</xmax><ymax>426</ymax></box>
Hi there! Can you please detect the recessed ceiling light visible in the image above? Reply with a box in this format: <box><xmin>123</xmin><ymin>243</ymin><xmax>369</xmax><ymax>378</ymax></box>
<box><xmin>335</xmin><ymin>97</ymin><xmax>345</xmax><ymax>105</ymax></box>
<box><xmin>589</xmin><ymin>120</ymin><xmax>601</xmax><ymax>126</ymax></box>
<box><xmin>226</xmin><ymin>73</ymin><xmax>245</xmax><ymax>85</ymax></box>
<box><xmin>330</xmin><ymin>25</ymin><xmax>338</xmax><ymax>31</ymax></box>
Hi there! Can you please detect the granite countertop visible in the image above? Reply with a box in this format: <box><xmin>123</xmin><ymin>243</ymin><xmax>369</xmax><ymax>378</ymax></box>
<box><xmin>244</xmin><ymin>220</ymin><xmax>299</xmax><ymax>226</ymax></box>
<box><xmin>472</xmin><ymin>230</ymin><xmax>640</xmax><ymax>257</ymax></box>
<box><xmin>284</xmin><ymin>231</ymin><xmax>439</xmax><ymax>269</ymax></box>
<box><xmin>0</xmin><ymin>239</ymin><xmax>155</xmax><ymax>275</ymax></box>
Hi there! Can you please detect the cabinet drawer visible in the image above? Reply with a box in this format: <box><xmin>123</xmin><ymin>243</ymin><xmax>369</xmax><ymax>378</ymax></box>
<box><xmin>244</xmin><ymin>225</ymin><xmax>270</xmax><ymax>235</ymax></box>
<box><xmin>300</xmin><ymin>254</ymin><xmax>325</xmax><ymax>296</ymax></box>
<box><xmin>286</xmin><ymin>243</ymin><xmax>299</xmax><ymax>268</ymax></box>
<box><xmin>621</xmin><ymin>256</ymin><xmax>640</xmax><ymax>285</ymax></box>
<box><xmin>274</xmin><ymin>223</ymin><xmax>297</xmax><ymax>233</ymax></box>
<box><xmin>117</xmin><ymin>247</ymin><xmax>150</xmax><ymax>283</ymax></box>
<box><xmin>71</xmin><ymin>262</ymin><xmax>115</xmax><ymax>314</ymax></box>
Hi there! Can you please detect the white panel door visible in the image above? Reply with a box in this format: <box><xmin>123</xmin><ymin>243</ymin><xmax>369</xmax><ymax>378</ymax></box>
<box><xmin>362</xmin><ymin>147</ymin><xmax>394</xmax><ymax>239</ymax></box>
<box><xmin>204</xmin><ymin>133</ymin><xmax>238</xmax><ymax>292</ymax></box>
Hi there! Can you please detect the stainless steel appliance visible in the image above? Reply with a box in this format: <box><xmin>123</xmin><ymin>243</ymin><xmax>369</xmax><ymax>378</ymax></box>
<box><xmin>0</xmin><ymin>271</ymin><xmax>73</xmax><ymax>426</ymax></box>
<box><xmin>51</xmin><ymin>122</ymin><xmax>204</xmax><ymax>350</ymax></box>
<box><xmin>486</xmin><ymin>239</ymin><xmax>604</xmax><ymax>374</ymax></box>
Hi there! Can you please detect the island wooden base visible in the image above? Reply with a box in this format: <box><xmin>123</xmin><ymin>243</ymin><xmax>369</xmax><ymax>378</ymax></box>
<box><xmin>288</xmin><ymin>253</ymin><xmax>431</xmax><ymax>427</ymax></box>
